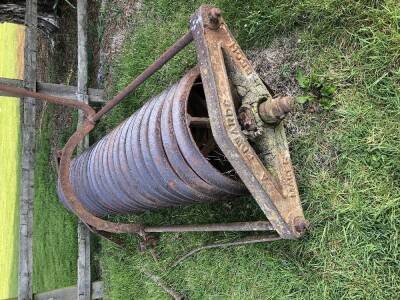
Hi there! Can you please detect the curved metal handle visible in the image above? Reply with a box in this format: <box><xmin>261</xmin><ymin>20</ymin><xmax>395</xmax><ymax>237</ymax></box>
<box><xmin>59</xmin><ymin>120</ymin><xmax>146</xmax><ymax>235</ymax></box>
<box><xmin>0</xmin><ymin>31</ymin><xmax>194</xmax><ymax>237</ymax></box>
<box><xmin>57</xmin><ymin>31</ymin><xmax>194</xmax><ymax>236</ymax></box>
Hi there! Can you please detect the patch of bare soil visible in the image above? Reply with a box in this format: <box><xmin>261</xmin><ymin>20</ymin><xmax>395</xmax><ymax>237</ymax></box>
<box><xmin>248</xmin><ymin>35</ymin><xmax>337</xmax><ymax>169</ymax></box>
<box><xmin>247</xmin><ymin>35</ymin><xmax>314</xmax><ymax>143</ymax></box>
<box><xmin>36</xmin><ymin>1</ymin><xmax>101</xmax><ymax>168</ymax></box>
<box><xmin>97</xmin><ymin>0</ymin><xmax>143</xmax><ymax>88</ymax></box>
<box><xmin>247</xmin><ymin>35</ymin><xmax>303</xmax><ymax>97</ymax></box>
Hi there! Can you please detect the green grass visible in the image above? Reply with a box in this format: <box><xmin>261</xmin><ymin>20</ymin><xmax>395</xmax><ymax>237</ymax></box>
<box><xmin>0</xmin><ymin>23</ymin><xmax>24</xmax><ymax>300</ymax></box>
<box><xmin>32</xmin><ymin>106</ymin><xmax>79</xmax><ymax>293</ymax></box>
<box><xmin>97</xmin><ymin>0</ymin><xmax>400</xmax><ymax>298</ymax></box>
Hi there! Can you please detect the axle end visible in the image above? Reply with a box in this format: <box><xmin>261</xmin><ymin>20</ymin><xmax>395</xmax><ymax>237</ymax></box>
<box><xmin>259</xmin><ymin>96</ymin><xmax>294</xmax><ymax>124</ymax></box>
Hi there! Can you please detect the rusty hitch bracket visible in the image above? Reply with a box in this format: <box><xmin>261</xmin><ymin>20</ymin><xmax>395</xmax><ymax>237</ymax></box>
<box><xmin>0</xmin><ymin>5</ymin><xmax>307</xmax><ymax>242</ymax></box>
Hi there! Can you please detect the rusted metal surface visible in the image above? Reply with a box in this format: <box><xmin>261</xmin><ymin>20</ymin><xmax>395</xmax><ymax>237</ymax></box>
<box><xmin>57</xmin><ymin>68</ymin><xmax>246</xmax><ymax>216</ymax></box>
<box><xmin>0</xmin><ymin>5</ymin><xmax>308</xmax><ymax>242</ymax></box>
<box><xmin>190</xmin><ymin>5</ymin><xmax>307</xmax><ymax>239</ymax></box>
<box><xmin>58</xmin><ymin>121</ymin><xmax>144</xmax><ymax>235</ymax></box>
<box><xmin>258</xmin><ymin>96</ymin><xmax>294</xmax><ymax>124</ymax></box>
<box><xmin>144</xmin><ymin>221</ymin><xmax>274</xmax><ymax>233</ymax></box>
<box><xmin>0</xmin><ymin>83</ymin><xmax>95</xmax><ymax>117</ymax></box>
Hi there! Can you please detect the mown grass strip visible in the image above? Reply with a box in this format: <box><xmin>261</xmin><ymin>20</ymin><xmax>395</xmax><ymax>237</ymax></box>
<box><xmin>0</xmin><ymin>23</ymin><xmax>25</xmax><ymax>300</ymax></box>
<box><xmin>32</xmin><ymin>104</ymin><xmax>79</xmax><ymax>294</ymax></box>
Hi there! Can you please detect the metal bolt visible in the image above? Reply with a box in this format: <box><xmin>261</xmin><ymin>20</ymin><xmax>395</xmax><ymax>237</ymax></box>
<box><xmin>208</xmin><ymin>7</ymin><xmax>222</xmax><ymax>29</ymax></box>
<box><xmin>293</xmin><ymin>217</ymin><xmax>309</xmax><ymax>234</ymax></box>
<box><xmin>238</xmin><ymin>107</ymin><xmax>257</xmax><ymax>131</ymax></box>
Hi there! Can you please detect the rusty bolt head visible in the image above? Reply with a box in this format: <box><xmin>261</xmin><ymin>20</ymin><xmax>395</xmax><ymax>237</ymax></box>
<box><xmin>238</xmin><ymin>107</ymin><xmax>257</xmax><ymax>132</ymax></box>
<box><xmin>208</xmin><ymin>7</ymin><xmax>222</xmax><ymax>29</ymax></box>
<box><xmin>293</xmin><ymin>217</ymin><xmax>309</xmax><ymax>235</ymax></box>
<box><xmin>56</xmin><ymin>149</ymin><xmax>63</xmax><ymax>159</ymax></box>
<box><xmin>209</xmin><ymin>7</ymin><xmax>221</xmax><ymax>19</ymax></box>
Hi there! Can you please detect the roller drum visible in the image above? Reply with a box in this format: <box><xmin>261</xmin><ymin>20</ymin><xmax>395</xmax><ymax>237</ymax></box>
<box><xmin>57</xmin><ymin>68</ymin><xmax>247</xmax><ymax>216</ymax></box>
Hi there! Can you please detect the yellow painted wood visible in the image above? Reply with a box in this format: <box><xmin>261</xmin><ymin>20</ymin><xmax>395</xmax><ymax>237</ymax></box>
<box><xmin>0</xmin><ymin>22</ymin><xmax>25</xmax><ymax>300</ymax></box>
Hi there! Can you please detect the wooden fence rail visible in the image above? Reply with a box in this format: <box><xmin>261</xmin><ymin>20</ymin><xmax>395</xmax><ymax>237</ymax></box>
<box><xmin>5</xmin><ymin>281</ymin><xmax>103</xmax><ymax>300</ymax></box>
<box><xmin>0</xmin><ymin>77</ymin><xmax>105</xmax><ymax>104</ymax></box>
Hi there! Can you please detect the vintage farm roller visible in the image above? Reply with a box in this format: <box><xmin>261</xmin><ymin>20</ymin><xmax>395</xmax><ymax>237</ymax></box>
<box><xmin>0</xmin><ymin>6</ymin><xmax>308</xmax><ymax>245</ymax></box>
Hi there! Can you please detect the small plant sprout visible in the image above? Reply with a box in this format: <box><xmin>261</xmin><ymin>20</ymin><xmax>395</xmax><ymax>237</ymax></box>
<box><xmin>295</xmin><ymin>69</ymin><xmax>337</xmax><ymax>110</ymax></box>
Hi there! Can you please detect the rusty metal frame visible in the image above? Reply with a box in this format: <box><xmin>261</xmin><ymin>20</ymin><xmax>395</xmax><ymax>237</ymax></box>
<box><xmin>190</xmin><ymin>5</ymin><xmax>307</xmax><ymax>239</ymax></box>
<box><xmin>0</xmin><ymin>5</ymin><xmax>308</xmax><ymax>243</ymax></box>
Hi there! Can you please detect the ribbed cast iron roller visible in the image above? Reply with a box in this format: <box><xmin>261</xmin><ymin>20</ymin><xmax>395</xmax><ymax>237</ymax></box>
<box><xmin>57</xmin><ymin>68</ymin><xmax>247</xmax><ymax>216</ymax></box>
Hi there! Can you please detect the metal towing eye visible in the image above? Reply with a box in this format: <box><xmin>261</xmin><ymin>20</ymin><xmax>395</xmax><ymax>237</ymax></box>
<box><xmin>0</xmin><ymin>5</ymin><xmax>308</xmax><ymax>246</ymax></box>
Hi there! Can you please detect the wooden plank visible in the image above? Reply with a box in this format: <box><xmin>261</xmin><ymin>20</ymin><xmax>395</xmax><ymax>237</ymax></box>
<box><xmin>91</xmin><ymin>281</ymin><xmax>104</xmax><ymax>300</ymax></box>
<box><xmin>0</xmin><ymin>77</ymin><xmax>106</xmax><ymax>104</ymax></box>
<box><xmin>35</xmin><ymin>286</ymin><xmax>75</xmax><ymax>300</ymax></box>
<box><xmin>77</xmin><ymin>222</ymin><xmax>91</xmax><ymax>300</ymax></box>
<box><xmin>32</xmin><ymin>281</ymin><xmax>103</xmax><ymax>300</ymax></box>
<box><xmin>76</xmin><ymin>1</ymin><xmax>91</xmax><ymax>300</ymax></box>
<box><xmin>19</xmin><ymin>0</ymin><xmax>37</xmax><ymax>299</ymax></box>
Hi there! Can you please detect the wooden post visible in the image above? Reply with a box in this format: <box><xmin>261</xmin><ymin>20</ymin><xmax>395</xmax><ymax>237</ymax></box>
<box><xmin>76</xmin><ymin>1</ymin><xmax>91</xmax><ymax>300</ymax></box>
<box><xmin>19</xmin><ymin>0</ymin><xmax>37</xmax><ymax>299</ymax></box>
